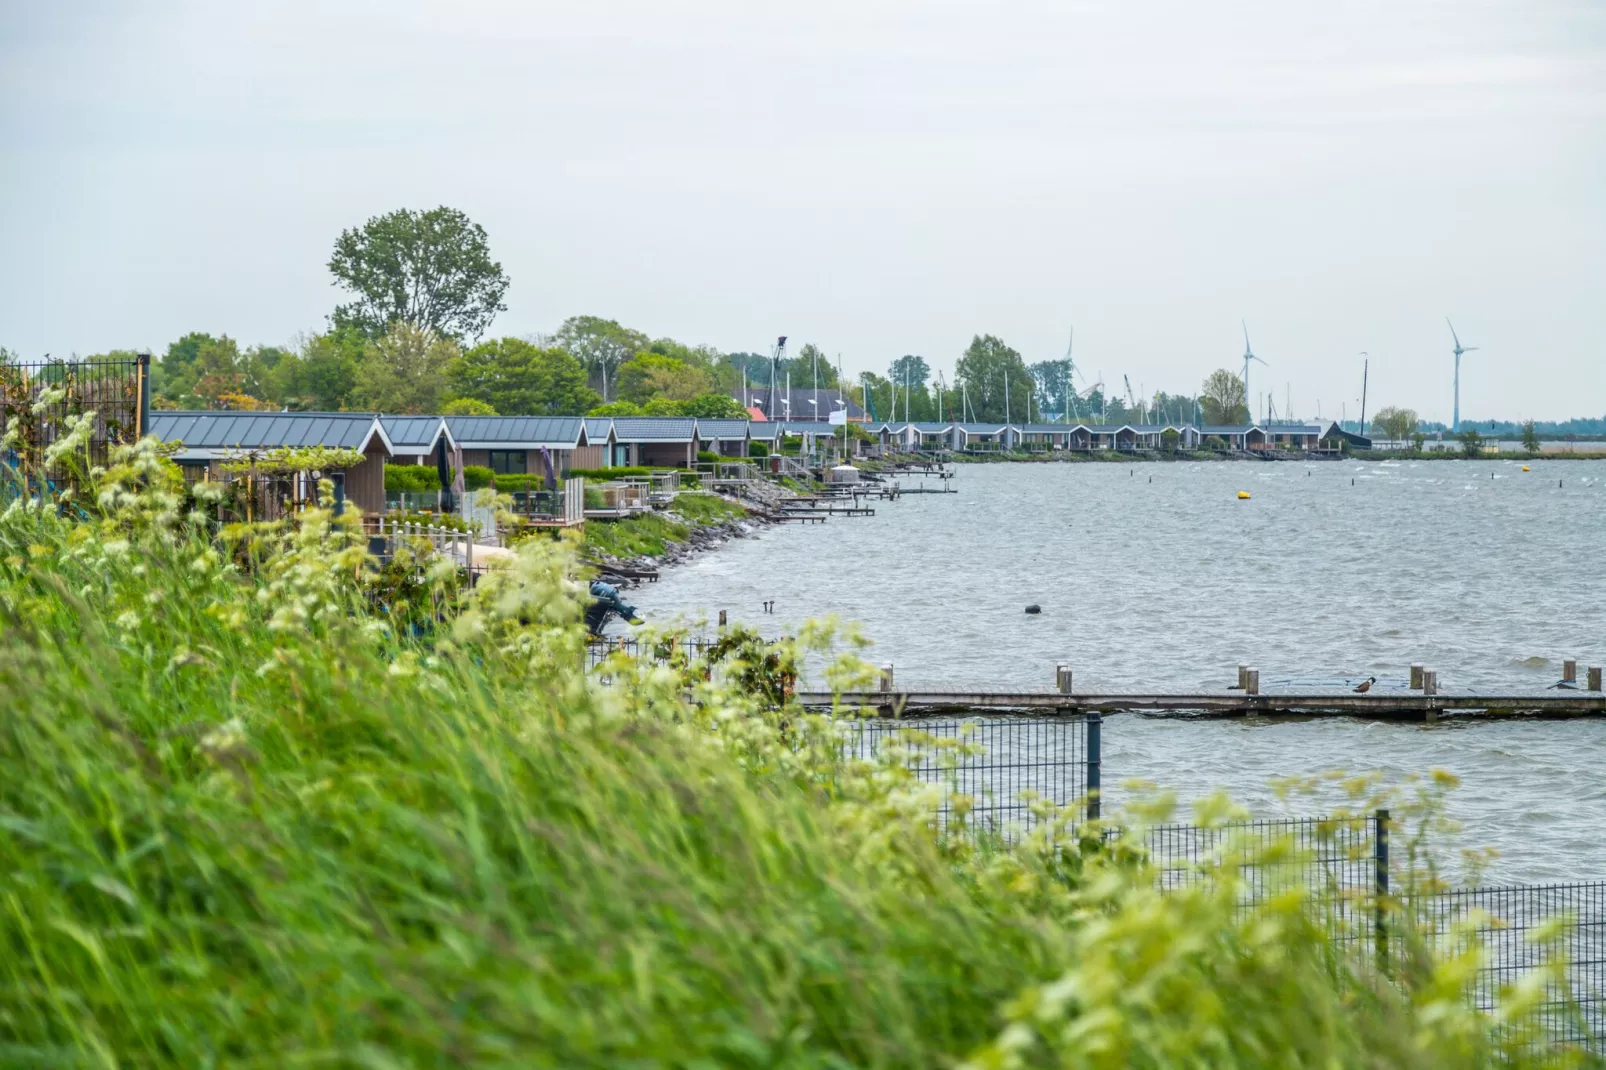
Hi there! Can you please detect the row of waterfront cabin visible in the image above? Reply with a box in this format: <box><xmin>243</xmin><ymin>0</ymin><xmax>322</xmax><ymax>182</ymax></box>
<box><xmin>146</xmin><ymin>412</ymin><xmax>796</xmax><ymax>517</ymax></box>
<box><xmin>875</xmin><ymin>421</ymin><xmax>1370</xmax><ymax>453</ymax></box>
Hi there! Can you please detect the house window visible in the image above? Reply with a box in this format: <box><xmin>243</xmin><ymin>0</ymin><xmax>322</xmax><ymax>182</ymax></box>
<box><xmin>488</xmin><ymin>450</ymin><xmax>526</xmax><ymax>475</ymax></box>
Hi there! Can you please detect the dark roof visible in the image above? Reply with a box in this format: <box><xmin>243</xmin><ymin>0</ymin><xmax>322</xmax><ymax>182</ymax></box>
<box><xmin>739</xmin><ymin>388</ymin><xmax>865</xmax><ymax>421</ymax></box>
<box><xmin>444</xmin><ymin>416</ymin><xmax>584</xmax><ymax>448</ymax></box>
<box><xmin>379</xmin><ymin>415</ymin><xmax>451</xmax><ymax>453</ymax></box>
<box><xmin>610</xmin><ymin>417</ymin><xmax>699</xmax><ymax>442</ymax></box>
<box><xmin>583</xmin><ymin>417</ymin><xmax>614</xmax><ymax>442</ymax></box>
<box><xmin>150</xmin><ymin>411</ymin><xmax>389</xmax><ymax>455</ymax></box>
<box><xmin>696</xmin><ymin>419</ymin><xmax>750</xmax><ymax>440</ymax></box>
<box><xmin>1322</xmin><ymin>422</ymin><xmax>1373</xmax><ymax>449</ymax></box>
<box><xmin>953</xmin><ymin>422</ymin><xmax>1009</xmax><ymax>434</ymax></box>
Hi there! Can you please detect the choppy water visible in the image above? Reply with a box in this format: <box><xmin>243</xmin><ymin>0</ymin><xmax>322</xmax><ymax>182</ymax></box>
<box><xmin>638</xmin><ymin>460</ymin><xmax>1606</xmax><ymax>884</ymax></box>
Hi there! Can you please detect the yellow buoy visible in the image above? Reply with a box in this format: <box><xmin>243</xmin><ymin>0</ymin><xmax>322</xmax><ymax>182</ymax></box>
<box><xmin>1237</xmin><ymin>490</ymin><xmax>1251</xmax><ymax>500</ymax></box>
<box><xmin>1521</xmin><ymin>465</ymin><xmax>1530</xmax><ymax>472</ymax></box>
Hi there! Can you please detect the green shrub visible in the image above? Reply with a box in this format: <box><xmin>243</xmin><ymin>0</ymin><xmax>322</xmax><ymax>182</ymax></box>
<box><xmin>697</xmin><ymin>450</ymin><xmax>721</xmax><ymax>463</ymax></box>
<box><xmin>384</xmin><ymin>464</ymin><xmax>440</xmax><ymax>492</ymax></box>
<box><xmin>462</xmin><ymin>464</ymin><xmax>494</xmax><ymax>490</ymax></box>
<box><xmin>748</xmin><ymin>442</ymin><xmax>769</xmax><ymax>457</ymax></box>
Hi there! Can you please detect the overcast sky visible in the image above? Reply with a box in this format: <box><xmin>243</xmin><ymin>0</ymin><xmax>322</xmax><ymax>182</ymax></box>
<box><xmin>3</xmin><ymin>0</ymin><xmax>1603</xmax><ymax>422</ymax></box>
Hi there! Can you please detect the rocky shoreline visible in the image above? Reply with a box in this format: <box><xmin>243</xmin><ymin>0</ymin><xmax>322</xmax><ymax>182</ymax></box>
<box><xmin>588</xmin><ymin>505</ymin><xmax>775</xmax><ymax>586</ymax></box>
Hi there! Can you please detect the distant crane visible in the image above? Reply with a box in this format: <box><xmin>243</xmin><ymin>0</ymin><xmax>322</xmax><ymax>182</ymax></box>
<box><xmin>1447</xmin><ymin>318</ymin><xmax>1478</xmax><ymax>432</ymax></box>
<box><xmin>766</xmin><ymin>336</ymin><xmax>787</xmax><ymax>422</ymax></box>
<box><xmin>1241</xmin><ymin>321</ymin><xmax>1267</xmax><ymax>419</ymax></box>
<box><xmin>1123</xmin><ymin>374</ymin><xmax>1140</xmax><ymax>421</ymax></box>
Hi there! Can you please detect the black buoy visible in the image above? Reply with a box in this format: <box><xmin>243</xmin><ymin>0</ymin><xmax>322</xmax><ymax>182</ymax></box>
<box><xmin>1024</xmin><ymin>604</ymin><xmax>1042</xmax><ymax>615</ymax></box>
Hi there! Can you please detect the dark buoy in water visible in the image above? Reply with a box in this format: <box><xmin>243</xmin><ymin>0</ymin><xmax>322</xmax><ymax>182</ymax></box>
<box><xmin>1024</xmin><ymin>604</ymin><xmax>1042</xmax><ymax>615</ymax></box>
<box><xmin>1148</xmin><ymin>476</ymin><xmax>1152</xmax><ymax>483</ymax></box>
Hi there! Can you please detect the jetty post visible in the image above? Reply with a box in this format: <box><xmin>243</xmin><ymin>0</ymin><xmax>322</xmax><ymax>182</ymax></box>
<box><xmin>1410</xmin><ymin>663</ymin><xmax>1423</xmax><ymax>689</ymax></box>
<box><xmin>1245</xmin><ymin>667</ymin><xmax>1260</xmax><ymax>696</ymax></box>
<box><xmin>1590</xmin><ymin>666</ymin><xmax>1603</xmax><ymax>692</ymax></box>
<box><xmin>1056</xmin><ymin>664</ymin><xmax>1072</xmax><ymax>694</ymax></box>
<box><xmin>1564</xmin><ymin>659</ymin><xmax>1578</xmax><ymax>685</ymax></box>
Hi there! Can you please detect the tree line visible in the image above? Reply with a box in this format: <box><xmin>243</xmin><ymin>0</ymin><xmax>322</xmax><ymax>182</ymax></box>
<box><xmin>26</xmin><ymin>203</ymin><xmax>1576</xmax><ymax>432</ymax></box>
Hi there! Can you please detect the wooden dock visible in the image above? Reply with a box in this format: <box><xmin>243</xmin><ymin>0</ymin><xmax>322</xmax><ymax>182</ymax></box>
<box><xmin>794</xmin><ymin>687</ymin><xmax>1606</xmax><ymax>720</ymax></box>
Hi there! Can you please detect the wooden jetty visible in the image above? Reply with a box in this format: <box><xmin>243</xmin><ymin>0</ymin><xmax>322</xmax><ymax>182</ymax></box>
<box><xmin>796</xmin><ymin>664</ymin><xmax>1606</xmax><ymax>721</ymax></box>
<box><xmin>794</xmin><ymin>689</ymin><xmax>1606</xmax><ymax>720</ymax></box>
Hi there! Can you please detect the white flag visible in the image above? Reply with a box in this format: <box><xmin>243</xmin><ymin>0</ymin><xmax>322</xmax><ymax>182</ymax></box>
<box><xmin>828</xmin><ymin>407</ymin><xmax>848</xmax><ymax>426</ymax></box>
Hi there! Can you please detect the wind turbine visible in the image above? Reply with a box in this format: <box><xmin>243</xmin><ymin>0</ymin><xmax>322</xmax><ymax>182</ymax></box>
<box><xmin>1241</xmin><ymin>321</ymin><xmax>1267</xmax><ymax>424</ymax></box>
<box><xmin>1446</xmin><ymin>318</ymin><xmax>1478</xmax><ymax>432</ymax></box>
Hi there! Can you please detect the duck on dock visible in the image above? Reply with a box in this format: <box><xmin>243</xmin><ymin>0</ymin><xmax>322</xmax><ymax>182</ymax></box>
<box><xmin>1353</xmin><ymin>676</ymin><xmax>1377</xmax><ymax>694</ymax></box>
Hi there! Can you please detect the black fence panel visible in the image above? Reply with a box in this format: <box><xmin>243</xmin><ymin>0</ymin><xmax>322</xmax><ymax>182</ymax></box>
<box><xmin>0</xmin><ymin>355</ymin><xmax>147</xmax><ymax>476</ymax></box>
<box><xmin>837</xmin><ymin>716</ymin><xmax>1088</xmax><ymax>838</ymax></box>
<box><xmin>1411</xmin><ymin>882</ymin><xmax>1606</xmax><ymax>1055</ymax></box>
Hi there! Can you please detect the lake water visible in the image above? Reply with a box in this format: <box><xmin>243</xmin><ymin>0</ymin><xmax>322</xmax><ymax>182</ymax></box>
<box><xmin>637</xmin><ymin>459</ymin><xmax>1606</xmax><ymax>884</ymax></box>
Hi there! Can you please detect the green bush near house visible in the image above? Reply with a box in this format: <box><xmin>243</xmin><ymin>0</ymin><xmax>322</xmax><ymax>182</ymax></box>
<box><xmin>748</xmin><ymin>442</ymin><xmax>769</xmax><ymax>457</ymax></box>
<box><xmin>462</xmin><ymin>464</ymin><xmax>494</xmax><ymax>490</ymax></box>
<box><xmin>697</xmin><ymin>450</ymin><xmax>721</xmax><ymax>463</ymax></box>
<box><xmin>384</xmin><ymin>464</ymin><xmax>441</xmax><ymax>492</ymax></box>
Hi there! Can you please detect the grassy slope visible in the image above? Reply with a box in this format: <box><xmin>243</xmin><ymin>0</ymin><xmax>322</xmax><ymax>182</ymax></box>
<box><xmin>582</xmin><ymin>491</ymin><xmax>748</xmax><ymax>560</ymax></box>
<box><xmin>0</xmin><ymin>456</ymin><xmax>1548</xmax><ymax>1067</ymax></box>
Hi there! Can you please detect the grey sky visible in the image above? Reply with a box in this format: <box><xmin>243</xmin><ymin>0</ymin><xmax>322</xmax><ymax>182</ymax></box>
<box><xmin>3</xmin><ymin>0</ymin><xmax>1603</xmax><ymax>422</ymax></box>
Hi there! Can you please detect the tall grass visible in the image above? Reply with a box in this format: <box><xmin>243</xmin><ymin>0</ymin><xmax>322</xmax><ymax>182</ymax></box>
<box><xmin>0</xmin><ymin>442</ymin><xmax>1575</xmax><ymax>1066</ymax></box>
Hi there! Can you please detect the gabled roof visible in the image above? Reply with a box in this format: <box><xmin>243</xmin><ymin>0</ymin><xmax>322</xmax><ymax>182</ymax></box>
<box><xmin>769</xmin><ymin>420</ymin><xmax>835</xmax><ymax>436</ymax></box>
<box><xmin>696</xmin><ymin>419</ymin><xmax>751</xmax><ymax>440</ymax></box>
<box><xmin>379</xmin><ymin>415</ymin><xmax>454</xmax><ymax>454</ymax></box>
<box><xmin>953</xmin><ymin>422</ymin><xmax>1009</xmax><ymax>434</ymax></box>
<box><xmin>609</xmin><ymin>417</ymin><xmax>699</xmax><ymax>443</ymax></box>
<box><xmin>444</xmin><ymin>416</ymin><xmax>585</xmax><ymax>449</ymax></box>
<box><xmin>150</xmin><ymin>411</ymin><xmax>392</xmax><ymax>458</ymax></box>
<box><xmin>583</xmin><ymin>417</ymin><xmax>615</xmax><ymax>442</ymax></box>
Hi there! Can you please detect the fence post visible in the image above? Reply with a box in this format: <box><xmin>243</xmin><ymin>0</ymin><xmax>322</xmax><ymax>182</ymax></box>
<box><xmin>1085</xmin><ymin>712</ymin><xmax>1102</xmax><ymax>821</ymax></box>
<box><xmin>1374</xmin><ymin>808</ymin><xmax>1390</xmax><ymax>972</ymax></box>
<box><xmin>136</xmin><ymin>352</ymin><xmax>152</xmax><ymax>438</ymax></box>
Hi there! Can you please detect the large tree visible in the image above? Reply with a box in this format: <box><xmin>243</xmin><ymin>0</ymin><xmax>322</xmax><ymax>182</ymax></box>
<box><xmin>784</xmin><ymin>343</ymin><xmax>839</xmax><ymax>391</ymax></box>
<box><xmin>955</xmin><ymin>335</ymin><xmax>1033</xmax><ymax>424</ymax></box>
<box><xmin>1371</xmin><ymin>406</ymin><xmax>1419</xmax><ymax>446</ymax></box>
<box><xmin>552</xmin><ymin>316</ymin><xmax>649</xmax><ymax>402</ymax></box>
<box><xmin>328</xmin><ymin>206</ymin><xmax>509</xmax><ymax>342</ymax></box>
<box><xmin>446</xmin><ymin>338</ymin><xmax>598</xmax><ymax>416</ymax></box>
<box><xmin>350</xmin><ymin>323</ymin><xmax>456</xmax><ymax>414</ymax></box>
<box><xmin>1029</xmin><ymin>359</ymin><xmax>1073</xmax><ymax>420</ymax></box>
<box><xmin>1199</xmin><ymin>369</ymin><xmax>1249</xmax><ymax>425</ymax></box>
<box><xmin>615</xmin><ymin>353</ymin><xmax>713</xmax><ymax>406</ymax></box>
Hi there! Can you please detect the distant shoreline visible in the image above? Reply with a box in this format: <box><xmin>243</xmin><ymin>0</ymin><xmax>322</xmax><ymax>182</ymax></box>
<box><xmin>946</xmin><ymin>450</ymin><xmax>1606</xmax><ymax>464</ymax></box>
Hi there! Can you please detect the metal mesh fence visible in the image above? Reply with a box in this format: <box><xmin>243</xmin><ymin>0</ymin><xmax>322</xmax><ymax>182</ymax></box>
<box><xmin>1410</xmin><ymin>882</ymin><xmax>1606</xmax><ymax>1054</ymax></box>
<box><xmin>0</xmin><ymin>355</ymin><xmax>145</xmax><ymax>476</ymax></box>
<box><xmin>583</xmin><ymin>643</ymin><xmax>1606</xmax><ymax>1051</ymax></box>
<box><xmin>837</xmin><ymin>716</ymin><xmax>1087</xmax><ymax>838</ymax></box>
<box><xmin>1131</xmin><ymin>815</ymin><xmax>1382</xmax><ymax>967</ymax></box>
